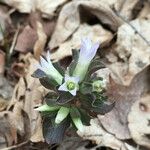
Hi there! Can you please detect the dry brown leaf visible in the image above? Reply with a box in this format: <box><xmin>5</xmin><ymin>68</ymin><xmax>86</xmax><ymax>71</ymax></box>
<box><xmin>138</xmin><ymin>1</ymin><xmax>150</xmax><ymax>20</ymax></box>
<box><xmin>51</xmin><ymin>23</ymin><xmax>113</xmax><ymax>60</ymax></box>
<box><xmin>117</xmin><ymin>0</ymin><xmax>140</xmax><ymax>20</ymax></box>
<box><xmin>98</xmin><ymin>65</ymin><xmax>150</xmax><ymax>140</ymax></box>
<box><xmin>15</xmin><ymin>25</ymin><xmax>38</xmax><ymax>53</ymax></box>
<box><xmin>1</xmin><ymin>0</ymin><xmax>69</xmax><ymax>18</ymax></box>
<box><xmin>1</xmin><ymin>54</ymin><xmax>47</xmax><ymax>145</ymax></box>
<box><xmin>128</xmin><ymin>94</ymin><xmax>150</xmax><ymax>148</ymax></box>
<box><xmin>0</xmin><ymin>50</ymin><xmax>5</xmax><ymax>75</ymax></box>
<box><xmin>49</xmin><ymin>0</ymin><xmax>122</xmax><ymax>50</ymax></box>
<box><xmin>78</xmin><ymin>118</ymin><xmax>135</xmax><ymax>150</ymax></box>
<box><xmin>33</xmin><ymin>22</ymin><xmax>47</xmax><ymax>60</ymax></box>
<box><xmin>0</xmin><ymin>111</ymin><xmax>17</xmax><ymax>146</ymax></box>
<box><xmin>107</xmin><ymin>19</ymin><xmax>150</xmax><ymax>85</ymax></box>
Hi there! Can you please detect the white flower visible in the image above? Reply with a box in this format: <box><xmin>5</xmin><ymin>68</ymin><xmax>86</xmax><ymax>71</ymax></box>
<box><xmin>37</xmin><ymin>51</ymin><xmax>63</xmax><ymax>85</ymax></box>
<box><xmin>58</xmin><ymin>74</ymin><xmax>80</xmax><ymax>96</ymax></box>
<box><xmin>73</xmin><ymin>38</ymin><xmax>99</xmax><ymax>81</ymax></box>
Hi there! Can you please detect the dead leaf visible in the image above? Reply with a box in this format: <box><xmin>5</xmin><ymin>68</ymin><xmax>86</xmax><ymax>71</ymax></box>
<box><xmin>49</xmin><ymin>0</ymin><xmax>122</xmax><ymax>50</ymax></box>
<box><xmin>128</xmin><ymin>93</ymin><xmax>150</xmax><ymax>148</ymax></box>
<box><xmin>0</xmin><ymin>50</ymin><xmax>5</xmax><ymax>75</ymax></box>
<box><xmin>78</xmin><ymin>118</ymin><xmax>135</xmax><ymax>150</ymax></box>
<box><xmin>107</xmin><ymin>19</ymin><xmax>150</xmax><ymax>85</ymax></box>
<box><xmin>0</xmin><ymin>111</ymin><xmax>17</xmax><ymax>146</ymax></box>
<box><xmin>15</xmin><ymin>25</ymin><xmax>38</xmax><ymax>53</ymax></box>
<box><xmin>51</xmin><ymin>23</ymin><xmax>113</xmax><ymax>60</ymax></box>
<box><xmin>33</xmin><ymin>22</ymin><xmax>47</xmax><ymax>60</ymax></box>
<box><xmin>1</xmin><ymin>0</ymin><xmax>69</xmax><ymax>18</ymax></box>
<box><xmin>98</xmin><ymin>65</ymin><xmax>150</xmax><ymax>140</ymax></box>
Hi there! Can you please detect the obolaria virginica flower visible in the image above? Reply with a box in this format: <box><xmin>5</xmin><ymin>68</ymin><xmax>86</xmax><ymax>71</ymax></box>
<box><xmin>37</xmin><ymin>51</ymin><xmax>63</xmax><ymax>85</ymax></box>
<box><xmin>58</xmin><ymin>74</ymin><xmax>80</xmax><ymax>96</ymax></box>
<box><xmin>73</xmin><ymin>38</ymin><xmax>99</xmax><ymax>81</ymax></box>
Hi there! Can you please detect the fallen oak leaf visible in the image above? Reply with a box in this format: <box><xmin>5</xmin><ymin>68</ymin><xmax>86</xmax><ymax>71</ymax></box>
<box><xmin>128</xmin><ymin>93</ymin><xmax>150</xmax><ymax>148</ymax></box>
<box><xmin>98</xmin><ymin>65</ymin><xmax>150</xmax><ymax>140</ymax></box>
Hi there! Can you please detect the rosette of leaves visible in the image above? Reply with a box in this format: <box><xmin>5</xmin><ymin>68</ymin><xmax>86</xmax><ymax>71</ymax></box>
<box><xmin>32</xmin><ymin>38</ymin><xmax>115</xmax><ymax>144</ymax></box>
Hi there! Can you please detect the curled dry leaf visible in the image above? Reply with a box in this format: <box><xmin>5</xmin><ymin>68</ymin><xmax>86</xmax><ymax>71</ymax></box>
<box><xmin>138</xmin><ymin>1</ymin><xmax>150</xmax><ymax>20</ymax></box>
<box><xmin>107</xmin><ymin>19</ymin><xmax>150</xmax><ymax>85</ymax></box>
<box><xmin>1</xmin><ymin>0</ymin><xmax>69</xmax><ymax>17</ymax></box>
<box><xmin>49</xmin><ymin>0</ymin><xmax>122</xmax><ymax>50</ymax></box>
<box><xmin>2</xmin><ymin>54</ymin><xmax>48</xmax><ymax>145</ymax></box>
<box><xmin>98</xmin><ymin>65</ymin><xmax>150</xmax><ymax>140</ymax></box>
<box><xmin>15</xmin><ymin>25</ymin><xmax>38</xmax><ymax>53</ymax></box>
<box><xmin>33</xmin><ymin>22</ymin><xmax>47</xmax><ymax>60</ymax></box>
<box><xmin>0</xmin><ymin>111</ymin><xmax>17</xmax><ymax>146</ymax></box>
<box><xmin>128</xmin><ymin>94</ymin><xmax>150</xmax><ymax>148</ymax></box>
<box><xmin>78</xmin><ymin>118</ymin><xmax>134</xmax><ymax>150</ymax></box>
<box><xmin>51</xmin><ymin>23</ymin><xmax>113</xmax><ymax>60</ymax></box>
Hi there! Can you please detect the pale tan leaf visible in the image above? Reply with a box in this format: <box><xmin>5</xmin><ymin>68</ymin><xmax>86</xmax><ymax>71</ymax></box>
<box><xmin>128</xmin><ymin>94</ymin><xmax>150</xmax><ymax>148</ymax></box>
<box><xmin>33</xmin><ymin>22</ymin><xmax>47</xmax><ymax>60</ymax></box>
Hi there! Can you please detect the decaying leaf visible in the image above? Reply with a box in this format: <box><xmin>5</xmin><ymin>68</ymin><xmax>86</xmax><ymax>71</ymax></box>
<box><xmin>33</xmin><ymin>21</ymin><xmax>47</xmax><ymax>60</ymax></box>
<box><xmin>128</xmin><ymin>94</ymin><xmax>150</xmax><ymax>148</ymax></box>
<box><xmin>1</xmin><ymin>0</ymin><xmax>69</xmax><ymax>18</ymax></box>
<box><xmin>78</xmin><ymin>118</ymin><xmax>135</xmax><ymax>150</ymax></box>
<box><xmin>1</xmin><ymin>54</ymin><xmax>48</xmax><ymax>145</ymax></box>
<box><xmin>49</xmin><ymin>0</ymin><xmax>122</xmax><ymax>50</ymax></box>
<box><xmin>98</xmin><ymin>65</ymin><xmax>150</xmax><ymax>140</ymax></box>
<box><xmin>51</xmin><ymin>23</ymin><xmax>113</xmax><ymax>60</ymax></box>
<box><xmin>107</xmin><ymin>19</ymin><xmax>150</xmax><ymax>85</ymax></box>
<box><xmin>15</xmin><ymin>25</ymin><xmax>38</xmax><ymax>53</ymax></box>
<box><xmin>0</xmin><ymin>111</ymin><xmax>17</xmax><ymax>146</ymax></box>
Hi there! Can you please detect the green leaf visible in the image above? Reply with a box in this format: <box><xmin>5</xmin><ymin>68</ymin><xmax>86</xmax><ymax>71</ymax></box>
<box><xmin>43</xmin><ymin>116</ymin><xmax>70</xmax><ymax>144</ymax></box>
<box><xmin>39</xmin><ymin>76</ymin><xmax>59</xmax><ymax>89</ymax></box>
<box><xmin>44</xmin><ymin>91</ymin><xmax>59</xmax><ymax>106</ymax></box>
<box><xmin>68</xmin><ymin>49</ymin><xmax>79</xmax><ymax>76</ymax></box>
<box><xmin>79</xmin><ymin>82</ymin><xmax>92</xmax><ymax>94</ymax></box>
<box><xmin>55</xmin><ymin>107</ymin><xmax>70</xmax><ymax>124</ymax></box>
<box><xmin>70</xmin><ymin>107</ymin><xmax>84</xmax><ymax>131</ymax></box>
<box><xmin>53</xmin><ymin>62</ymin><xmax>65</xmax><ymax>76</ymax></box>
<box><xmin>35</xmin><ymin>104</ymin><xmax>60</xmax><ymax>112</ymax></box>
<box><xmin>78</xmin><ymin>109</ymin><xmax>91</xmax><ymax>126</ymax></box>
<box><xmin>84</xmin><ymin>58</ymin><xmax>105</xmax><ymax>81</ymax></box>
<box><xmin>31</xmin><ymin>69</ymin><xmax>46</xmax><ymax>78</ymax></box>
<box><xmin>57</xmin><ymin>91</ymin><xmax>74</xmax><ymax>104</ymax></box>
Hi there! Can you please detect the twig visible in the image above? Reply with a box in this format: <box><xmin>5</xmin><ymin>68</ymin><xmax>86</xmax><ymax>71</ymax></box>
<box><xmin>9</xmin><ymin>26</ymin><xmax>20</xmax><ymax>55</ymax></box>
<box><xmin>0</xmin><ymin>140</ymin><xmax>29</xmax><ymax>150</ymax></box>
<box><xmin>114</xmin><ymin>10</ymin><xmax>150</xmax><ymax>47</ymax></box>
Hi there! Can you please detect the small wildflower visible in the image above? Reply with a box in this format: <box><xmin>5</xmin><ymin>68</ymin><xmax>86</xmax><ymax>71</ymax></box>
<box><xmin>73</xmin><ymin>38</ymin><xmax>99</xmax><ymax>81</ymax></box>
<box><xmin>58</xmin><ymin>74</ymin><xmax>80</xmax><ymax>96</ymax></box>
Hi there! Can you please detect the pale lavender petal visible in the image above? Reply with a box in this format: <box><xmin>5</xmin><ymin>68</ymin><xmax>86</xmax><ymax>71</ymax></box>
<box><xmin>86</xmin><ymin>42</ymin><xmax>99</xmax><ymax>61</ymax></box>
<box><xmin>64</xmin><ymin>74</ymin><xmax>70</xmax><ymax>82</ymax></box>
<box><xmin>69</xmin><ymin>88</ymin><xmax>77</xmax><ymax>96</ymax></box>
<box><xmin>58</xmin><ymin>83</ymin><xmax>68</xmax><ymax>91</ymax></box>
<box><xmin>40</xmin><ymin>56</ymin><xmax>48</xmax><ymax>68</ymax></box>
<box><xmin>84</xmin><ymin>37</ymin><xmax>92</xmax><ymax>49</ymax></box>
<box><xmin>72</xmin><ymin>76</ymin><xmax>80</xmax><ymax>83</ymax></box>
<box><xmin>46</xmin><ymin>51</ymin><xmax>51</xmax><ymax>64</ymax></box>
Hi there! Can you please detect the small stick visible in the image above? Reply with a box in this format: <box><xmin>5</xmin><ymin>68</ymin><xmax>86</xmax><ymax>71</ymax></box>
<box><xmin>0</xmin><ymin>140</ymin><xmax>29</xmax><ymax>150</ymax></box>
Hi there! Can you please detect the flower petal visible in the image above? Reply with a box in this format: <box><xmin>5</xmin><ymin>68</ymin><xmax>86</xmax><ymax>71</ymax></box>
<box><xmin>40</xmin><ymin>56</ymin><xmax>48</xmax><ymax>68</ymax></box>
<box><xmin>69</xmin><ymin>88</ymin><xmax>77</xmax><ymax>96</ymax></box>
<box><xmin>58</xmin><ymin>83</ymin><xmax>68</xmax><ymax>91</ymax></box>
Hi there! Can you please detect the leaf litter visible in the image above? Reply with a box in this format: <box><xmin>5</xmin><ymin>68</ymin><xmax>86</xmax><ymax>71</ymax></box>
<box><xmin>0</xmin><ymin>0</ymin><xmax>150</xmax><ymax>149</ymax></box>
